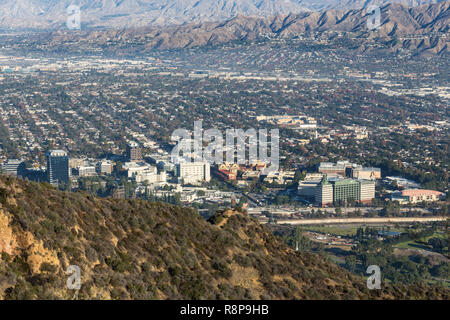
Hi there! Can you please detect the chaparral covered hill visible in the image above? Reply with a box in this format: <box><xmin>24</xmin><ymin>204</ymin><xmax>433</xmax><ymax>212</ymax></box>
<box><xmin>0</xmin><ymin>175</ymin><xmax>448</xmax><ymax>299</ymax></box>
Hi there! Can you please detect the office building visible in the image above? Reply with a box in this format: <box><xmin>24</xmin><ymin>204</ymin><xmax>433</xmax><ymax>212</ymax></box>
<box><xmin>332</xmin><ymin>178</ymin><xmax>361</xmax><ymax>205</ymax></box>
<box><xmin>47</xmin><ymin>150</ymin><xmax>69</xmax><ymax>186</ymax></box>
<box><xmin>69</xmin><ymin>158</ymin><xmax>88</xmax><ymax>169</ymax></box>
<box><xmin>123</xmin><ymin>162</ymin><xmax>166</xmax><ymax>184</ymax></box>
<box><xmin>77</xmin><ymin>166</ymin><xmax>97</xmax><ymax>177</ymax></box>
<box><xmin>176</xmin><ymin>162</ymin><xmax>211</xmax><ymax>185</ymax></box>
<box><xmin>315</xmin><ymin>176</ymin><xmax>376</xmax><ymax>206</ymax></box>
<box><xmin>350</xmin><ymin>166</ymin><xmax>381</xmax><ymax>180</ymax></box>
<box><xmin>318</xmin><ymin>161</ymin><xmax>352</xmax><ymax>176</ymax></box>
<box><xmin>1</xmin><ymin>159</ymin><xmax>26</xmax><ymax>178</ymax></box>
<box><xmin>126</xmin><ymin>142</ymin><xmax>142</xmax><ymax>162</ymax></box>
<box><xmin>298</xmin><ymin>174</ymin><xmax>325</xmax><ymax>198</ymax></box>
<box><xmin>314</xmin><ymin>176</ymin><xmax>334</xmax><ymax>206</ymax></box>
<box><xmin>96</xmin><ymin>160</ymin><xmax>113</xmax><ymax>175</ymax></box>
<box><xmin>360</xmin><ymin>180</ymin><xmax>376</xmax><ymax>203</ymax></box>
<box><xmin>319</xmin><ymin>161</ymin><xmax>381</xmax><ymax>180</ymax></box>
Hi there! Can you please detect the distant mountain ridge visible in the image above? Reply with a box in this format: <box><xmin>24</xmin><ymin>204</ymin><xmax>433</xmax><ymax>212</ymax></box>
<box><xmin>0</xmin><ymin>0</ymin><xmax>446</xmax><ymax>29</ymax></box>
<box><xmin>17</xmin><ymin>2</ymin><xmax>449</xmax><ymax>56</ymax></box>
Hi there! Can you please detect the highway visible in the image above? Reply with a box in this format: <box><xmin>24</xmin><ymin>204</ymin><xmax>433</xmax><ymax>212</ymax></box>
<box><xmin>276</xmin><ymin>216</ymin><xmax>448</xmax><ymax>225</ymax></box>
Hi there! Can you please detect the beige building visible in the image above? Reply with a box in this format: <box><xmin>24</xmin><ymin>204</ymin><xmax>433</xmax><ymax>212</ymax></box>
<box><xmin>69</xmin><ymin>158</ymin><xmax>87</xmax><ymax>169</ymax></box>
<box><xmin>351</xmin><ymin>166</ymin><xmax>381</xmax><ymax>180</ymax></box>
<box><xmin>315</xmin><ymin>177</ymin><xmax>334</xmax><ymax>206</ymax></box>
<box><xmin>391</xmin><ymin>189</ymin><xmax>443</xmax><ymax>204</ymax></box>
<box><xmin>360</xmin><ymin>180</ymin><xmax>376</xmax><ymax>202</ymax></box>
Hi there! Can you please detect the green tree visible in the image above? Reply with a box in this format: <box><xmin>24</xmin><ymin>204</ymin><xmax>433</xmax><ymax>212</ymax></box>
<box><xmin>345</xmin><ymin>255</ymin><xmax>357</xmax><ymax>272</ymax></box>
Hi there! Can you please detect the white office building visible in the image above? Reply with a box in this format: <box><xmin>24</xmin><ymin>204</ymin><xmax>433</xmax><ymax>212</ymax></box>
<box><xmin>124</xmin><ymin>162</ymin><xmax>166</xmax><ymax>184</ymax></box>
<box><xmin>1</xmin><ymin>159</ymin><xmax>26</xmax><ymax>177</ymax></box>
<box><xmin>77</xmin><ymin>166</ymin><xmax>97</xmax><ymax>177</ymax></box>
<box><xmin>96</xmin><ymin>160</ymin><xmax>113</xmax><ymax>175</ymax></box>
<box><xmin>176</xmin><ymin>162</ymin><xmax>211</xmax><ymax>185</ymax></box>
<box><xmin>360</xmin><ymin>180</ymin><xmax>376</xmax><ymax>202</ymax></box>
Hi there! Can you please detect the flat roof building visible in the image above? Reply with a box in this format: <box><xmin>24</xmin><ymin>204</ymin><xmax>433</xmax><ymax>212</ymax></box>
<box><xmin>315</xmin><ymin>175</ymin><xmax>375</xmax><ymax>206</ymax></box>
<box><xmin>1</xmin><ymin>159</ymin><xmax>26</xmax><ymax>178</ymax></box>
<box><xmin>77</xmin><ymin>166</ymin><xmax>97</xmax><ymax>177</ymax></box>
<box><xmin>47</xmin><ymin>150</ymin><xmax>69</xmax><ymax>186</ymax></box>
<box><xmin>350</xmin><ymin>166</ymin><xmax>381</xmax><ymax>180</ymax></box>
<box><xmin>177</xmin><ymin>162</ymin><xmax>211</xmax><ymax>185</ymax></box>
<box><xmin>96</xmin><ymin>160</ymin><xmax>113</xmax><ymax>175</ymax></box>
<box><xmin>318</xmin><ymin>161</ymin><xmax>352</xmax><ymax>176</ymax></box>
<box><xmin>126</xmin><ymin>142</ymin><xmax>142</xmax><ymax>162</ymax></box>
<box><xmin>298</xmin><ymin>176</ymin><xmax>323</xmax><ymax>198</ymax></box>
<box><xmin>315</xmin><ymin>176</ymin><xmax>334</xmax><ymax>206</ymax></box>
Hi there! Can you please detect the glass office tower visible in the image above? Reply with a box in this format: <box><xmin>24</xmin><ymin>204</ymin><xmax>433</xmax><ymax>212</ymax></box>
<box><xmin>46</xmin><ymin>150</ymin><xmax>69</xmax><ymax>186</ymax></box>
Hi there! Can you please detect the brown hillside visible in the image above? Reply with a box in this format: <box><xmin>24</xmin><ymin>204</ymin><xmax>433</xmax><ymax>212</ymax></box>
<box><xmin>0</xmin><ymin>175</ymin><xmax>448</xmax><ymax>300</ymax></box>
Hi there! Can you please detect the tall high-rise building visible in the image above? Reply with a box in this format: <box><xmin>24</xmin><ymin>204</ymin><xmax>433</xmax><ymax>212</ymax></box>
<box><xmin>47</xmin><ymin>150</ymin><xmax>69</xmax><ymax>186</ymax></box>
<box><xmin>1</xmin><ymin>159</ymin><xmax>26</xmax><ymax>178</ymax></box>
<box><xmin>126</xmin><ymin>142</ymin><xmax>142</xmax><ymax>162</ymax></box>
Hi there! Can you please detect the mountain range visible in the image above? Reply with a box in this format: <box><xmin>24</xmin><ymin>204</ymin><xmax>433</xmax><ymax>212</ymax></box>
<box><xmin>0</xmin><ymin>0</ymin><xmax>446</xmax><ymax>29</ymax></box>
<box><xmin>17</xmin><ymin>2</ymin><xmax>449</xmax><ymax>56</ymax></box>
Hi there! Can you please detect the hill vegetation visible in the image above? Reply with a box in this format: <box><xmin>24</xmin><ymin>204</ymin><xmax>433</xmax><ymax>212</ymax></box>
<box><xmin>0</xmin><ymin>175</ymin><xmax>448</xmax><ymax>299</ymax></box>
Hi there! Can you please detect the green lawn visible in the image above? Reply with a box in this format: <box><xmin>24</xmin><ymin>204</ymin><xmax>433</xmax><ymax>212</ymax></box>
<box><xmin>394</xmin><ymin>240</ymin><xmax>420</xmax><ymax>249</ymax></box>
<box><xmin>393</xmin><ymin>231</ymin><xmax>448</xmax><ymax>251</ymax></box>
<box><xmin>303</xmin><ymin>225</ymin><xmax>361</xmax><ymax>237</ymax></box>
<box><xmin>303</xmin><ymin>225</ymin><xmax>404</xmax><ymax>237</ymax></box>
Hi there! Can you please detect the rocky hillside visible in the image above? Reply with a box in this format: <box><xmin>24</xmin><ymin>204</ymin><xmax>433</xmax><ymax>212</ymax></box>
<box><xmin>11</xmin><ymin>2</ymin><xmax>448</xmax><ymax>56</ymax></box>
<box><xmin>0</xmin><ymin>0</ymin><xmax>444</xmax><ymax>29</ymax></box>
<box><xmin>0</xmin><ymin>0</ymin><xmax>309</xmax><ymax>29</ymax></box>
<box><xmin>297</xmin><ymin>0</ymin><xmax>444</xmax><ymax>11</ymax></box>
<box><xmin>0</xmin><ymin>175</ymin><xmax>448</xmax><ymax>300</ymax></box>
